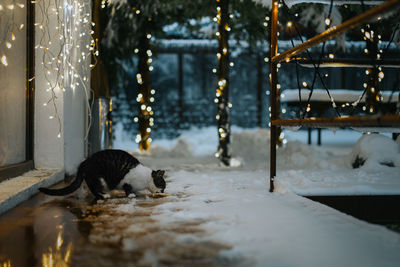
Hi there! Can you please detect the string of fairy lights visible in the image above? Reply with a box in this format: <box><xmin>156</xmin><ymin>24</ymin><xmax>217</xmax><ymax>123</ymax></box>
<box><xmin>213</xmin><ymin>0</ymin><xmax>233</xmax><ymax>163</ymax></box>
<box><xmin>271</xmin><ymin>0</ymin><xmax>393</xmax><ymax>138</ymax></box>
<box><xmin>0</xmin><ymin>1</ymin><xmax>25</xmax><ymax>67</ymax></box>
<box><xmin>37</xmin><ymin>0</ymin><xmax>96</xmax><ymax>139</ymax></box>
<box><xmin>0</xmin><ymin>0</ymin><xmax>98</xmax><ymax>138</ymax></box>
<box><xmin>133</xmin><ymin>32</ymin><xmax>156</xmax><ymax>148</ymax></box>
<box><xmin>1</xmin><ymin>0</ymin><xmax>96</xmax><ymax>139</ymax></box>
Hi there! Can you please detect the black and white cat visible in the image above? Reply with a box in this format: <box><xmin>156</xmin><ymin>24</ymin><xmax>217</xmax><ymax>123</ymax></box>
<box><xmin>39</xmin><ymin>149</ymin><xmax>166</xmax><ymax>199</ymax></box>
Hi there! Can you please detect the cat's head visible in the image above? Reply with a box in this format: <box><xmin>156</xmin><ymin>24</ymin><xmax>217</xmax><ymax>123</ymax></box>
<box><xmin>151</xmin><ymin>170</ymin><xmax>166</xmax><ymax>193</ymax></box>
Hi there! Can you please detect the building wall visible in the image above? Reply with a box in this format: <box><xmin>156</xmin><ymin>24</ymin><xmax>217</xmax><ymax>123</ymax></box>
<box><xmin>34</xmin><ymin>0</ymin><xmax>92</xmax><ymax>174</ymax></box>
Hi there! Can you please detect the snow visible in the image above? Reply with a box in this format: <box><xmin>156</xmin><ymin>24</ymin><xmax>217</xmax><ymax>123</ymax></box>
<box><xmin>281</xmin><ymin>89</ymin><xmax>399</xmax><ymax>103</ymax></box>
<box><xmin>110</xmin><ymin>126</ymin><xmax>400</xmax><ymax>265</ymax></box>
<box><xmin>283</xmin><ymin>0</ymin><xmax>384</xmax><ymax>7</ymax></box>
<box><xmin>253</xmin><ymin>0</ymin><xmax>384</xmax><ymax>8</ymax></box>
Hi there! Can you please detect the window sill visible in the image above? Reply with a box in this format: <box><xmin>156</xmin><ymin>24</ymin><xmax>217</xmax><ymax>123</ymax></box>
<box><xmin>0</xmin><ymin>169</ymin><xmax>64</xmax><ymax>215</ymax></box>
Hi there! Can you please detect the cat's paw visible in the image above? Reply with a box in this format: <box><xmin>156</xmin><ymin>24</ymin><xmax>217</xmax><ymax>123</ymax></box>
<box><xmin>128</xmin><ymin>193</ymin><xmax>136</xmax><ymax>198</ymax></box>
<box><xmin>103</xmin><ymin>193</ymin><xmax>111</xmax><ymax>199</ymax></box>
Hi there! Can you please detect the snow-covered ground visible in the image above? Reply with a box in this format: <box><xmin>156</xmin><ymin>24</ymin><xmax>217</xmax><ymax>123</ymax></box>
<box><xmin>110</xmin><ymin>126</ymin><xmax>400</xmax><ymax>266</ymax></box>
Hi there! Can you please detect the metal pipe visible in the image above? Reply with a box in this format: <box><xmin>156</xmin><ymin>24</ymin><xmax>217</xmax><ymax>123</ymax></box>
<box><xmin>272</xmin><ymin>0</ymin><xmax>400</xmax><ymax>63</ymax></box>
<box><xmin>269</xmin><ymin>0</ymin><xmax>279</xmax><ymax>193</ymax></box>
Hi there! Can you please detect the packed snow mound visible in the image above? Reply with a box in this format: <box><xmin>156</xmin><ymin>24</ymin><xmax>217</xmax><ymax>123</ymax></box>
<box><xmin>148</xmin><ymin>138</ymin><xmax>193</xmax><ymax>158</ymax></box>
<box><xmin>348</xmin><ymin>133</ymin><xmax>400</xmax><ymax>169</ymax></box>
<box><xmin>231</xmin><ymin>129</ymin><xmax>270</xmax><ymax>161</ymax></box>
<box><xmin>277</xmin><ymin>141</ymin><xmax>317</xmax><ymax>169</ymax></box>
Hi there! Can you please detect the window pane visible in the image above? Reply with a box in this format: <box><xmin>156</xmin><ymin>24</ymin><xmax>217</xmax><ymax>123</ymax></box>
<box><xmin>0</xmin><ymin>1</ymin><xmax>27</xmax><ymax>167</ymax></box>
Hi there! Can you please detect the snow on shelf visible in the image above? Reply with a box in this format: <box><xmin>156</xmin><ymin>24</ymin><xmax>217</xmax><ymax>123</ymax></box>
<box><xmin>284</xmin><ymin>0</ymin><xmax>384</xmax><ymax>7</ymax></box>
<box><xmin>253</xmin><ymin>0</ymin><xmax>384</xmax><ymax>7</ymax></box>
<box><xmin>281</xmin><ymin>89</ymin><xmax>399</xmax><ymax>103</ymax></box>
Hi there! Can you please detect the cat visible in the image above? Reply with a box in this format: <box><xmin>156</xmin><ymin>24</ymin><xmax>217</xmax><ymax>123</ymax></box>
<box><xmin>39</xmin><ymin>149</ymin><xmax>166</xmax><ymax>199</ymax></box>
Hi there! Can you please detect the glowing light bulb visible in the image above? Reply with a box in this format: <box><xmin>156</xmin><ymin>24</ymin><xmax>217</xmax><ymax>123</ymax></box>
<box><xmin>287</xmin><ymin>21</ymin><xmax>292</xmax><ymax>27</ymax></box>
<box><xmin>328</xmin><ymin>53</ymin><xmax>334</xmax><ymax>59</ymax></box>
<box><xmin>6</xmin><ymin>42</ymin><xmax>12</xmax><ymax>49</ymax></box>
<box><xmin>1</xmin><ymin>55</ymin><xmax>8</xmax><ymax>66</ymax></box>
<box><xmin>325</xmin><ymin>18</ymin><xmax>331</xmax><ymax>26</ymax></box>
<box><xmin>302</xmin><ymin>81</ymin><xmax>308</xmax><ymax>87</ymax></box>
<box><xmin>378</xmin><ymin>71</ymin><xmax>384</xmax><ymax>79</ymax></box>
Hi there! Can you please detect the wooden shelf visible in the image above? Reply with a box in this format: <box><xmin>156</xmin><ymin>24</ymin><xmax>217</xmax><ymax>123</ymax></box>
<box><xmin>271</xmin><ymin>114</ymin><xmax>400</xmax><ymax>128</ymax></box>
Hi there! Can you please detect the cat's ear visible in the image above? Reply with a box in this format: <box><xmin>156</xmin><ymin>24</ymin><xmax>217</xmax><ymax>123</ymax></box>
<box><xmin>157</xmin><ymin>170</ymin><xmax>165</xmax><ymax>177</ymax></box>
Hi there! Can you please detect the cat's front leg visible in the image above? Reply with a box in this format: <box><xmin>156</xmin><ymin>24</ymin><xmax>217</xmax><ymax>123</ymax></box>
<box><xmin>123</xmin><ymin>183</ymin><xmax>136</xmax><ymax>198</ymax></box>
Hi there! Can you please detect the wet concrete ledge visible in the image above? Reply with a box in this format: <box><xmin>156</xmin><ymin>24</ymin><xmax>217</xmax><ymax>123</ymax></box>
<box><xmin>0</xmin><ymin>169</ymin><xmax>64</xmax><ymax>215</ymax></box>
<box><xmin>306</xmin><ymin>195</ymin><xmax>400</xmax><ymax>224</ymax></box>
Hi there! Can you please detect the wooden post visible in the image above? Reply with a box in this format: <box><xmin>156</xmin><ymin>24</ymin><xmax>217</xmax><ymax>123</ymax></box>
<box><xmin>216</xmin><ymin>0</ymin><xmax>231</xmax><ymax>166</ymax></box>
<box><xmin>91</xmin><ymin>0</ymin><xmax>110</xmax><ymax>98</ymax></box>
<box><xmin>269</xmin><ymin>0</ymin><xmax>279</xmax><ymax>192</ymax></box>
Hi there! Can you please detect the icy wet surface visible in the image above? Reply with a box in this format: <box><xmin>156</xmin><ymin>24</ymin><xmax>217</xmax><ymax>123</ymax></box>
<box><xmin>0</xmin><ymin>188</ymin><xmax>239</xmax><ymax>267</ymax></box>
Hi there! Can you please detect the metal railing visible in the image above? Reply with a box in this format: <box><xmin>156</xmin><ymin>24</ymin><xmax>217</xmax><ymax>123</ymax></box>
<box><xmin>269</xmin><ymin>0</ymin><xmax>400</xmax><ymax>192</ymax></box>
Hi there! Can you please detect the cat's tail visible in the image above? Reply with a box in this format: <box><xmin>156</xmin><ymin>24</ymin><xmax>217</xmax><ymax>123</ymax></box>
<box><xmin>39</xmin><ymin>166</ymin><xmax>85</xmax><ymax>196</ymax></box>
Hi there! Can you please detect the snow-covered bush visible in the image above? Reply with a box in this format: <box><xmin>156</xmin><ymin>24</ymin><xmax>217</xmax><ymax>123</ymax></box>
<box><xmin>348</xmin><ymin>133</ymin><xmax>400</xmax><ymax>169</ymax></box>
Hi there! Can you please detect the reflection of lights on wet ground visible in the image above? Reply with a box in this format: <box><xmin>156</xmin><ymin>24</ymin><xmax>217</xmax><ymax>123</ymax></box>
<box><xmin>42</xmin><ymin>230</ymin><xmax>72</xmax><ymax>267</ymax></box>
<box><xmin>0</xmin><ymin>259</ymin><xmax>11</xmax><ymax>267</ymax></box>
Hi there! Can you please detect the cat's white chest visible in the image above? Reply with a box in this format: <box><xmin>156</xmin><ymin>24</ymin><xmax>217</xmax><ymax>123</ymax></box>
<box><xmin>120</xmin><ymin>164</ymin><xmax>152</xmax><ymax>191</ymax></box>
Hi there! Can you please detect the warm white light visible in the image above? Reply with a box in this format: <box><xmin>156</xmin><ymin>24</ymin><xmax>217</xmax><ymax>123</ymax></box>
<box><xmin>1</xmin><ymin>55</ymin><xmax>8</xmax><ymax>66</ymax></box>
<box><xmin>325</xmin><ymin>18</ymin><xmax>331</xmax><ymax>26</ymax></box>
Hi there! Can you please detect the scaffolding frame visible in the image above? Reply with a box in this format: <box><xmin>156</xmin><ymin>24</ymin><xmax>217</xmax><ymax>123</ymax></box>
<box><xmin>269</xmin><ymin>0</ymin><xmax>400</xmax><ymax>192</ymax></box>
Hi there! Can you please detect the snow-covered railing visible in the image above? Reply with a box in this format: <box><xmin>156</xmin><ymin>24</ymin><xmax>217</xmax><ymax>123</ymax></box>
<box><xmin>284</xmin><ymin>0</ymin><xmax>384</xmax><ymax>7</ymax></box>
<box><xmin>281</xmin><ymin>89</ymin><xmax>399</xmax><ymax>103</ymax></box>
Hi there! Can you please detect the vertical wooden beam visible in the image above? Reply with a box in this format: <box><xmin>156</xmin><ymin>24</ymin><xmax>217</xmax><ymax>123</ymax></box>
<box><xmin>269</xmin><ymin>0</ymin><xmax>279</xmax><ymax>192</ymax></box>
<box><xmin>216</xmin><ymin>0</ymin><xmax>231</xmax><ymax>165</ymax></box>
<box><xmin>91</xmin><ymin>0</ymin><xmax>110</xmax><ymax>98</ymax></box>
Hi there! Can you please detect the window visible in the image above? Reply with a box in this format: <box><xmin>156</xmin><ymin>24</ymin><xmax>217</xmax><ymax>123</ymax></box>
<box><xmin>0</xmin><ymin>0</ymin><xmax>34</xmax><ymax>181</ymax></box>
